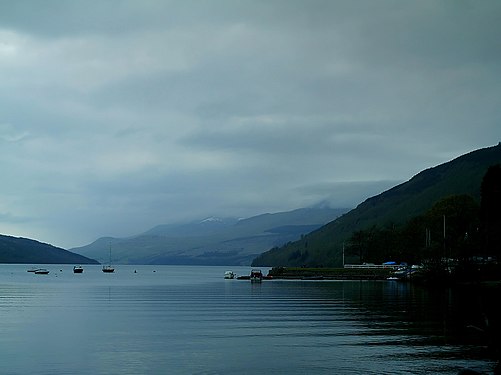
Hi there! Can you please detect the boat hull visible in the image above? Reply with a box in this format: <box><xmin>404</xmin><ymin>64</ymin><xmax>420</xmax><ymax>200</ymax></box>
<box><xmin>102</xmin><ymin>266</ymin><xmax>115</xmax><ymax>273</ymax></box>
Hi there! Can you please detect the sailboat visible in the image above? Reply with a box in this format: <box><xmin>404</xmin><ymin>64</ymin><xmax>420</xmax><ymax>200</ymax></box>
<box><xmin>102</xmin><ymin>244</ymin><xmax>115</xmax><ymax>273</ymax></box>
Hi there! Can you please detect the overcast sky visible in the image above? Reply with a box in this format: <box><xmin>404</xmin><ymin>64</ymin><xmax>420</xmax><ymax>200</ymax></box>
<box><xmin>1</xmin><ymin>1</ymin><xmax>500</xmax><ymax>249</ymax></box>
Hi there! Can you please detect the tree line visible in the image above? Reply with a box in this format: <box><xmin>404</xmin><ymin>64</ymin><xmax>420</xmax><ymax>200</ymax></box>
<box><xmin>345</xmin><ymin>165</ymin><xmax>501</xmax><ymax>279</ymax></box>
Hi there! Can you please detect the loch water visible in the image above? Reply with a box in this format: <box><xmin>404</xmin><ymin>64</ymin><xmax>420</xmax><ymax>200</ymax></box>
<box><xmin>0</xmin><ymin>264</ymin><xmax>498</xmax><ymax>374</ymax></box>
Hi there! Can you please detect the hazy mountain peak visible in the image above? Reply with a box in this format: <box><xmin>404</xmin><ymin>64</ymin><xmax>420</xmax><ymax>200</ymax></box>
<box><xmin>200</xmin><ymin>217</ymin><xmax>223</xmax><ymax>223</ymax></box>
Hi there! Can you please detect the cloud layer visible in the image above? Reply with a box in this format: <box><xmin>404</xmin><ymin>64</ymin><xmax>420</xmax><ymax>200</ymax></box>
<box><xmin>1</xmin><ymin>1</ymin><xmax>500</xmax><ymax>247</ymax></box>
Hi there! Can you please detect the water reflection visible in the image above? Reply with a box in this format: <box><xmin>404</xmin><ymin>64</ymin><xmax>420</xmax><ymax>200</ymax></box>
<box><xmin>261</xmin><ymin>280</ymin><xmax>500</xmax><ymax>373</ymax></box>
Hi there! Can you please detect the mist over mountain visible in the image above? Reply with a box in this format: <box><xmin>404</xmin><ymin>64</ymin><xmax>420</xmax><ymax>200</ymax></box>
<box><xmin>71</xmin><ymin>207</ymin><xmax>348</xmax><ymax>265</ymax></box>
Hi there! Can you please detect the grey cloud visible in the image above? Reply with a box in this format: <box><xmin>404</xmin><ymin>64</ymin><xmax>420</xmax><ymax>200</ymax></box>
<box><xmin>0</xmin><ymin>1</ymin><xmax>500</xmax><ymax>248</ymax></box>
<box><xmin>0</xmin><ymin>211</ymin><xmax>32</xmax><ymax>224</ymax></box>
<box><xmin>295</xmin><ymin>180</ymin><xmax>403</xmax><ymax>207</ymax></box>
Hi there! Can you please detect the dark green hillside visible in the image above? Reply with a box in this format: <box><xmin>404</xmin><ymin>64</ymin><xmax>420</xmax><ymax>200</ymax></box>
<box><xmin>0</xmin><ymin>235</ymin><xmax>99</xmax><ymax>264</ymax></box>
<box><xmin>252</xmin><ymin>143</ymin><xmax>501</xmax><ymax>267</ymax></box>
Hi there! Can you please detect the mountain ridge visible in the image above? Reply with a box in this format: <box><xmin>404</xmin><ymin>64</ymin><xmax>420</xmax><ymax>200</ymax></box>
<box><xmin>0</xmin><ymin>234</ymin><xmax>99</xmax><ymax>264</ymax></box>
<box><xmin>71</xmin><ymin>207</ymin><xmax>348</xmax><ymax>265</ymax></box>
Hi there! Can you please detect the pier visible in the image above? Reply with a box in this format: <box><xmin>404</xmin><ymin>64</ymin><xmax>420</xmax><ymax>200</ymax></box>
<box><xmin>267</xmin><ymin>266</ymin><xmax>395</xmax><ymax>280</ymax></box>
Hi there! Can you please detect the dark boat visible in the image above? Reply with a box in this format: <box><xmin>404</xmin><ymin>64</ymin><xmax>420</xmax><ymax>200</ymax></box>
<box><xmin>102</xmin><ymin>244</ymin><xmax>115</xmax><ymax>273</ymax></box>
<box><xmin>102</xmin><ymin>265</ymin><xmax>114</xmax><ymax>273</ymax></box>
<box><xmin>250</xmin><ymin>269</ymin><xmax>263</xmax><ymax>283</ymax></box>
<box><xmin>34</xmin><ymin>268</ymin><xmax>49</xmax><ymax>275</ymax></box>
<box><xmin>73</xmin><ymin>266</ymin><xmax>84</xmax><ymax>273</ymax></box>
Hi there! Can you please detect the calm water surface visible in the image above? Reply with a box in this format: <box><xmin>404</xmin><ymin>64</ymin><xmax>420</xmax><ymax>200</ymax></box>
<box><xmin>0</xmin><ymin>264</ymin><xmax>498</xmax><ymax>374</ymax></box>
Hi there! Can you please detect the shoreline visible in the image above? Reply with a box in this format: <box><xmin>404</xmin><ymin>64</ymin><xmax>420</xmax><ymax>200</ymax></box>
<box><xmin>265</xmin><ymin>266</ymin><xmax>501</xmax><ymax>285</ymax></box>
<box><xmin>266</xmin><ymin>266</ymin><xmax>394</xmax><ymax>280</ymax></box>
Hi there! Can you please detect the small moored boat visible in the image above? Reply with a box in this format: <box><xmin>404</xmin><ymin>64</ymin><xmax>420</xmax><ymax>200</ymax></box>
<box><xmin>224</xmin><ymin>270</ymin><xmax>235</xmax><ymax>279</ymax></box>
<box><xmin>34</xmin><ymin>268</ymin><xmax>49</xmax><ymax>275</ymax></box>
<box><xmin>73</xmin><ymin>266</ymin><xmax>84</xmax><ymax>273</ymax></box>
<box><xmin>102</xmin><ymin>244</ymin><xmax>115</xmax><ymax>273</ymax></box>
<box><xmin>102</xmin><ymin>265</ymin><xmax>115</xmax><ymax>273</ymax></box>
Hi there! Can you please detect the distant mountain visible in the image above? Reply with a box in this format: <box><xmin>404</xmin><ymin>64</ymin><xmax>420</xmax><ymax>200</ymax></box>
<box><xmin>0</xmin><ymin>234</ymin><xmax>99</xmax><ymax>264</ymax></box>
<box><xmin>252</xmin><ymin>143</ymin><xmax>501</xmax><ymax>267</ymax></box>
<box><xmin>71</xmin><ymin>207</ymin><xmax>348</xmax><ymax>265</ymax></box>
<box><xmin>142</xmin><ymin>217</ymin><xmax>240</xmax><ymax>237</ymax></box>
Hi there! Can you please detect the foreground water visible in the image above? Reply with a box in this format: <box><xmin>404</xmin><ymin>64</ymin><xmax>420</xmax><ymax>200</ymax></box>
<box><xmin>0</xmin><ymin>264</ymin><xmax>498</xmax><ymax>374</ymax></box>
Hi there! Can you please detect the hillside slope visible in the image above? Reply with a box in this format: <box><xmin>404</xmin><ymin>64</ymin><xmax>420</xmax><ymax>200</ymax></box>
<box><xmin>0</xmin><ymin>235</ymin><xmax>99</xmax><ymax>264</ymax></box>
<box><xmin>252</xmin><ymin>143</ymin><xmax>501</xmax><ymax>267</ymax></box>
<box><xmin>71</xmin><ymin>207</ymin><xmax>348</xmax><ymax>265</ymax></box>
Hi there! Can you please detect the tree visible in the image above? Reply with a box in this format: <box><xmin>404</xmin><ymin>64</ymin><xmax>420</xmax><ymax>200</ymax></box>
<box><xmin>425</xmin><ymin>194</ymin><xmax>480</xmax><ymax>260</ymax></box>
<box><xmin>399</xmin><ymin>215</ymin><xmax>429</xmax><ymax>264</ymax></box>
<box><xmin>348</xmin><ymin>229</ymin><xmax>367</xmax><ymax>264</ymax></box>
<box><xmin>480</xmin><ymin>164</ymin><xmax>501</xmax><ymax>258</ymax></box>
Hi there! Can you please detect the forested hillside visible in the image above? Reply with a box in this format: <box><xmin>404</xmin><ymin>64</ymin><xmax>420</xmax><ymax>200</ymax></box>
<box><xmin>252</xmin><ymin>144</ymin><xmax>501</xmax><ymax>267</ymax></box>
<box><xmin>0</xmin><ymin>235</ymin><xmax>99</xmax><ymax>264</ymax></box>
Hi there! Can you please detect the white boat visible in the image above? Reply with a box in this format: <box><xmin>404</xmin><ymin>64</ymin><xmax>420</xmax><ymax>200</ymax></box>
<box><xmin>224</xmin><ymin>270</ymin><xmax>235</xmax><ymax>279</ymax></box>
<box><xmin>250</xmin><ymin>269</ymin><xmax>263</xmax><ymax>283</ymax></box>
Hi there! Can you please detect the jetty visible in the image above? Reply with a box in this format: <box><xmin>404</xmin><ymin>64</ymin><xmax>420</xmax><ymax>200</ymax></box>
<box><xmin>267</xmin><ymin>266</ymin><xmax>395</xmax><ymax>280</ymax></box>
